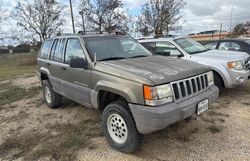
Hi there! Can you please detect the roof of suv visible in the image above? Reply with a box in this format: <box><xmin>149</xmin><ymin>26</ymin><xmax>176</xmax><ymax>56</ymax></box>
<box><xmin>137</xmin><ymin>36</ymin><xmax>186</xmax><ymax>42</ymax></box>
<box><xmin>47</xmin><ymin>32</ymin><xmax>128</xmax><ymax>40</ymax></box>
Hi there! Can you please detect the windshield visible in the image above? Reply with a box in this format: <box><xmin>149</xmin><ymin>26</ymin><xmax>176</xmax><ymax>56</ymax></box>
<box><xmin>244</xmin><ymin>39</ymin><xmax>250</xmax><ymax>45</ymax></box>
<box><xmin>174</xmin><ymin>38</ymin><xmax>208</xmax><ymax>54</ymax></box>
<box><xmin>83</xmin><ymin>36</ymin><xmax>152</xmax><ymax>61</ymax></box>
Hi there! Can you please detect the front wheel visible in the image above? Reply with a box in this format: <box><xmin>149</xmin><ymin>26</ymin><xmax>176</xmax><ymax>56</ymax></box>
<box><xmin>213</xmin><ymin>72</ymin><xmax>224</xmax><ymax>93</ymax></box>
<box><xmin>102</xmin><ymin>100</ymin><xmax>143</xmax><ymax>153</ymax></box>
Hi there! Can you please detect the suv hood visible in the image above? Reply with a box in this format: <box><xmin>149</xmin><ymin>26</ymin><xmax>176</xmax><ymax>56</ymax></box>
<box><xmin>193</xmin><ymin>50</ymin><xmax>249</xmax><ymax>62</ymax></box>
<box><xmin>97</xmin><ymin>55</ymin><xmax>210</xmax><ymax>85</ymax></box>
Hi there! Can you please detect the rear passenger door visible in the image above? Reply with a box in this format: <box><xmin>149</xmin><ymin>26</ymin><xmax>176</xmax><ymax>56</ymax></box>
<box><xmin>48</xmin><ymin>38</ymin><xmax>66</xmax><ymax>92</ymax></box>
<box><xmin>62</xmin><ymin>38</ymin><xmax>91</xmax><ymax>107</ymax></box>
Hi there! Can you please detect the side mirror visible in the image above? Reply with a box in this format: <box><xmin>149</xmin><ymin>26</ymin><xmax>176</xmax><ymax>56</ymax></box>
<box><xmin>170</xmin><ymin>50</ymin><xmax>183</xmax><ymax>58</ymax></box>
<box><xmin>69</xmin><ymin>57</ymin><xmax>88</xmax><ymax>69</ymax></box>
<box><xmin>156</xmin><ymin>51</ymin><xmax>171</xmax><ymax>56</ymax></box>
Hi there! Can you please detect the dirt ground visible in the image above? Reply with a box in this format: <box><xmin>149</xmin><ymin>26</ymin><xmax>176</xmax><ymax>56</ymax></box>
<box><xmin>0</xmin><ymin>76</ymin><xmax>250</xmax><ymax>161</ymax></box>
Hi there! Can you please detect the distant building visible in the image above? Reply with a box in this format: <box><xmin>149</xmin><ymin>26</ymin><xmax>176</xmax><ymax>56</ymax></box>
<box><xmin>0</xmin><ymin>46</ymin><xmax>8</xmax><ymax>49</ymax></box>
<box><xmin>189</xmin><ymin>30</ymin><xmax>229</xmax><ymax>41</ymax></box>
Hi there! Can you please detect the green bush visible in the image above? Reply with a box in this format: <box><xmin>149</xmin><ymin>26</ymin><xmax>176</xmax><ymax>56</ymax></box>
<box><xmin>0</xmin><ymin>49</ymin><xmax>10</xmax><ymax>54</ymax></box>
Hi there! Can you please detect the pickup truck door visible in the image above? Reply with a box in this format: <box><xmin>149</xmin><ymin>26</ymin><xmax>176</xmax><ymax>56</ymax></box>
<box><xmin>61</xmin><ymin>38</ymin><xmax>91</xmax><ymax>107</ymax></box>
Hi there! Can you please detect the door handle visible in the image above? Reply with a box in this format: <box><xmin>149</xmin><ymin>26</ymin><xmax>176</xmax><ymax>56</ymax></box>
<box><xmin>60</xmin><ymin>67</ymin><xmax>67</xmax><ymax>71</ymax></box>
<box><xmin>46</xmin><ymin>62</ymin><xmax>50</xmax><ymax>66</ymax></box>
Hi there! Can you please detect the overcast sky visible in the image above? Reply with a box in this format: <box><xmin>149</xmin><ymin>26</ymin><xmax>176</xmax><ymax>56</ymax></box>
<box><xmin>1</xmin><ymin>0</ymin><xmax>250</xmax><ymax>37</ymax></box>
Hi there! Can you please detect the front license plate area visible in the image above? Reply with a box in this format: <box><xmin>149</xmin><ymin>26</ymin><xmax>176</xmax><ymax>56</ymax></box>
<box><xmin>197</xmin><ymin>99</ymin><xmax>209</xmax><ymax>115</ymax></box>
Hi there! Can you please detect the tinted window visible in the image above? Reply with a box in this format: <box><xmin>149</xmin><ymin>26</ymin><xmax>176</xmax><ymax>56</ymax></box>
<box><xmin>141</xmin><ymin>42</ymin><xmax>156</xmax><ymax>53</ymax></box>
<box><xmin>156</xmin><ymin>42</ymin><xmax>181</xmax><ymax>56</ymax></box>
<box><xmin>219</xmin><ymin>42</ymin><xmax>240</xmax><ymax>51</ymax></box>
<box><xmin>65</xmin><ymin>38</ymin><xmax>85</xmax><ymax>64</ymax></box>
<box><xmin>39</xmin><ymin>40</ymin><xmax>53</xmax><ymax>59</ymax></box>
<box><xmin>50</xmin><ymin>39</ymin><xmax>65</xmax><ymax>62</ymax></box>
<box><xmin>205</xmin><ymin>42</ymin><xmax>218</xmax><ymax>49</ymax></box>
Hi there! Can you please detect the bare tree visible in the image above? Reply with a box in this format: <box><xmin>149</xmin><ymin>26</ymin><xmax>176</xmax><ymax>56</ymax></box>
<box><xmin>0</xmin><ymin>3</ymin><xmax>10</xmax><ymax>24</ymax></box>
<box><xmin>14</xmin><ymin>0</ymin><xmax>64</xmax><ymax>42</ymax></box>
<box><xmin>79</xmin><ymin>0</ymin><xmax>129</xmax><ymax>33</ymax></box>
<box><xmin>138</xmin><ymin>0</ymin><xmax>185</xmax><ymax>36</ymax></box>
<box><xmin>230</xmin><ymin>22</ymin><xmax>250</xmax><ymax>38</ymax></box>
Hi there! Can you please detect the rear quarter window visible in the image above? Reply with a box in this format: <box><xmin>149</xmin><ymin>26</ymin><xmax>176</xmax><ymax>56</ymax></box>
<box><xmin>39</xmin><ymin>40</ymin><xmax>53</xmax><ymax>59</ymax></box>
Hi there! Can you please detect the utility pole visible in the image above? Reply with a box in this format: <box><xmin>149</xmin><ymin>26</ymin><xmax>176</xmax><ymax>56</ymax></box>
<box><xmin>230</xmin><ymin>5</ymin><xmax>233</xmax><ymax>34</ymax></box>
<box><xmin>79</xmin><ymin>11</ymin><xmax>85</xmax><ymax>34</ymax></box>
<box><xmin>69</xmin><ymin>0</ymin><xmax>75</xmax><ymax>33</ymax></box>
<box><xmin>219</xmin><ymin>23</ymin><xmax>222</xmax><ymax>39</ymax></box>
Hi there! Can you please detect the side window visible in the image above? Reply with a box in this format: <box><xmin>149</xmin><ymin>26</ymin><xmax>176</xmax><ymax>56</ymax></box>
<box><xmin>50</xmin><ymin>39</ymin><xmax>65</xmax><ymax>62</ymax></box>
<box><xmin>205</xmin><ymin>42</ymin><xmax>218</xmax><ymax>49</ymax></box>
<box><xmin>141</xmin><ymin>42</ymin><xmax>156</xmax><ymax>53</ymax></box>
<box><xmin>39</xmin><ymin>40</ymin><xmax>53</xmax><ymax>59</ymax></box>
<box><xmin>219</xmin><ymin>42</ymin><xmax>240</xmax><ymax>51</ymax></box>
<box><xmin>156</xmin><ymin>42</ymin><xmax>182</xmax><ymax>56</ymax></box>
<box><xmin>230</xmin><ymin>42</ymin><xmax>241</xmax><ymax>51</ymax></box>
<box><xmin>64</xmin><ymin>38</ymin><xmax>85</xmax><ymax>64</ymax></box>
<box><xmin>50</xmin><ymin>39</ymin><xmax>59</xmax><ymax>60</ymax></box>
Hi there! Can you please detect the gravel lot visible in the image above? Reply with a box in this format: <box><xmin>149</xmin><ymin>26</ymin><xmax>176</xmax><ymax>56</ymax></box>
<box><xmin>0</xmin><ymin>76</ymin><xmax>250</xmax><ymax>161</ymax></box>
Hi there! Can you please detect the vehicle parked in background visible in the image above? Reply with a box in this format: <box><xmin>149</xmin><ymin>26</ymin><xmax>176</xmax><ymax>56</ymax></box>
<box><xmin>37</xmin><ymin>33</ymin><xmax>219</xmax><ymax>153</ymax></box>
<box><xmin>139</xmin><ymin>37</ymin><xmax>250</xmax><ymax>92</ymax></box>
<box><xmin>204</xmin><ymin>39</ymin><xmax>250</xmax><ymax>55</ymax></box>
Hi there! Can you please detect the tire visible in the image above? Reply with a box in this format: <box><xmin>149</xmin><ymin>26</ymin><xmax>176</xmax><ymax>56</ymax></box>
<box><xmin>213</xmin><ymin>72</ymin><xmax>224</xmax><ymax>93</ymax></box>
<box><xmin>102</xmin><ymin>100</ymin><xmax>143</xmax><ymax>153</ymax></box>
<box><xmin>42</xmin><ymin>80</ymin><xmax>61</xmax><ymax>109</ymax></box>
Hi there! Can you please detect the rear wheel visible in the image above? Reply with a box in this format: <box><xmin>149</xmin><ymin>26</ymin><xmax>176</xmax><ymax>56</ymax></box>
<box><xmin>213</xmin><ymin>72</ymin><xmax>224</xmax><ymax>93</ymax></box>
<box><xmin>102</xmin><ymin>100</ymin><xmax>143</xmax><ymax>153</ymax></box>
<box><xmin>42</xmin><ymin>80</ymin><xmax>61</xmax><ymax>109</ymax></box>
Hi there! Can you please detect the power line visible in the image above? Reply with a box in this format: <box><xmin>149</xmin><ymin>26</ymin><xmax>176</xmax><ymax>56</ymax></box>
<box><xmin>183</xmin><ymin>12</ymin><xmax>250</xmax><ymax>21</ymax></box>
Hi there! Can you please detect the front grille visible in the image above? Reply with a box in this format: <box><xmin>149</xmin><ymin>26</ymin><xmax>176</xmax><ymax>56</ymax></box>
<box><xmin>243</xmin><ymin>57</ymin><xmax>250</xmax><ymax>70</ymax></box>
<box><xmin>171</xmin><ymin>73</ymin><xmax>209</xmax><ymax>101</ymax></box>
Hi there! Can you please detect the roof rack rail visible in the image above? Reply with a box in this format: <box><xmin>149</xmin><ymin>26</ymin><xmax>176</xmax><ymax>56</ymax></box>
<box><xmin>137</xmin><ymin>35</ymin><xmax>176</xmax><ymax>40</ymax></box>
<box><xmin>77</xmin><ymin>30</ymin><xmax>127</xmax><ymax>36</ymax></box>
<box><xmin>154</xmin><ymin>35</ymin><xmax>176</xmax><ymax>38</ymax></box>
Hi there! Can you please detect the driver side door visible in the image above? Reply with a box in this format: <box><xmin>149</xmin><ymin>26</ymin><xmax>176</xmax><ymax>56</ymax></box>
<box><xmin>62</xmin><ymin>38</ymin><xmax>92</xmax><ymax>107</ymax></box>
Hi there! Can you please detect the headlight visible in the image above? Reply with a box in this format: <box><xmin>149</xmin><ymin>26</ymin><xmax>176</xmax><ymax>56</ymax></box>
<box><xmin>227</xmin><ymin>61</ymin><xmax>243</xmax><ymax>70</ymax></box>
<box><xmin>143</xmin><ymin>84</ymin><xmax>173</xmax><ymax>106</ymax></box>
<box><xmin>156</xmin><ymin>84</ymin><xmax>172</xmax><ymax>99</ymax></box>
<box><xmin>207</xmin><ymin>71</ymin><xmax>214</xmax><ymax>86</ymax></box>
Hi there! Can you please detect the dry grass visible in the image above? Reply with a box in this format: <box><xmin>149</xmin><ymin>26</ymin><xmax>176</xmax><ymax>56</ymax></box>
<box><xmin>0</xmin><ymin>82</ymin><xmax>41</xmax><ymax>109</ymax></box>
<box><xmin>0</xmin><ymin>118</ymin><xmax>102</xmax><ymax>161</ymax></box>
<box><xmin>0</xmin><ymin>52</ymin><xmax>37</xmax><ymax>81</ymax></box>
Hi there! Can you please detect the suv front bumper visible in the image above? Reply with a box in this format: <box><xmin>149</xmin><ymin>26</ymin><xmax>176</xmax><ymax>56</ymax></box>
<box><xmin>129</xmin><ymin>85</ymin><xmax>219</xmax><ymax>134</ymax></box>
<box><xmin>226</xmin><ymin>69</ymin><xmax>250</xmax><ymax>88</ymax></box>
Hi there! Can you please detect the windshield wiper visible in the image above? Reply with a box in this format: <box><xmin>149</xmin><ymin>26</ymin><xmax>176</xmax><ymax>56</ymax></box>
<box><xmin>129</xmin><ymin>55</ymin><xmax>148</xmax><ymax>59</ymax></box>
<box><xmin>99</xmin><ymin>57</ymin><xmax>125</xmax><ymax>61</ymax></box>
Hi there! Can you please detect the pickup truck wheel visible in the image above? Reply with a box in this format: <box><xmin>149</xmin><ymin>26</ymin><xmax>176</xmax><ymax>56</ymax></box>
<box><xmin>213</xmin><ymin>72</ymin><xmax>224</xmax><ymax>93</ymax></box>
<box><xmin>102</xmin><ymin>100</ymin><xmax>143</xmax><ymax>153</ymax></box>
<box><xmin>42</xmin><ymin>80</ymin><xmax>61</xmax><ymax>109</ymax></box>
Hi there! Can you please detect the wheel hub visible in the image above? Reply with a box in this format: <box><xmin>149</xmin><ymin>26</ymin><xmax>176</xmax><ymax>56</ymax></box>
<box><xmin>107</xmin><ymin>113</ymin><xmax>128</xmax><ymax>144</ymax></box>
